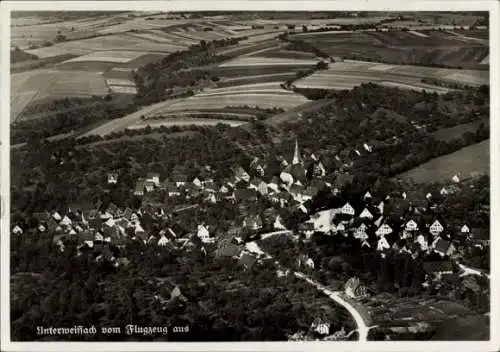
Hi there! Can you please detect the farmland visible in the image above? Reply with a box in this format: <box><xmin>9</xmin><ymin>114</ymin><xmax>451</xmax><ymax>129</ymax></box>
<box><xmin>11</xmin><ymin>69</ymin><xmax>109</xmax><ymax>122</ymax></box>
<box><xmin>395</xmin><ymin>140</ymin><xmax>489</xmax><ymax>183</ymax></box>
<box><xmin>293</xmin><ymin>60</ymin><xmax>488</xmax><ymax>92</ymax></box>
<box><xmin>293</xmin><ymin>30</ymin><xmax>489</xmax><ymax>69</ymax></box>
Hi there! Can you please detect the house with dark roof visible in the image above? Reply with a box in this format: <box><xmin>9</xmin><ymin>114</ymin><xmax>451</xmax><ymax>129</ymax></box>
<box><xmin>433</xmin><ymin>238</ymin><xmax>455</xmax><ymax>257</ymax></box>
<box><xmin>239</xmin><ymin>252</ymin><xmax>258</xmax><ymax>269</ymax></box>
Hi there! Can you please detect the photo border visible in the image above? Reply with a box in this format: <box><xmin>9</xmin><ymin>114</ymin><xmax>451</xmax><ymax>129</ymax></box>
<box><xmin>1</xmin><ymin>1</ymin><xmax>498</xmax><ymax>351</ymax></box>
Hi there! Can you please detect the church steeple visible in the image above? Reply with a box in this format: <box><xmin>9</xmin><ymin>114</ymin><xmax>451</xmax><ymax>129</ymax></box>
<box><xmin>292</xmin><ymin>138</ymin><xmax>301</xmax><ymax>165</ymax></box>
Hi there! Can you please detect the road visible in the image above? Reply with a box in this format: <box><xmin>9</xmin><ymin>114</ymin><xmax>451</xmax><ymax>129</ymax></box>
<box><xmin>294</xmin><ymin>271</ymin><xmax>370</xmax><ymax>341</ymax></box>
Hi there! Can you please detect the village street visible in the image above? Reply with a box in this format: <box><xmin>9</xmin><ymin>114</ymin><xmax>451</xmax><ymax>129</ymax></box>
<box><xmin>254</xmin><ymin>232</ymin><xmax>371</xmax><ymax>341</ymax></box>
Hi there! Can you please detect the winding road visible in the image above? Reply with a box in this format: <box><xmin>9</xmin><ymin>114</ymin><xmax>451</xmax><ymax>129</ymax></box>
<box><xmin>294</xmin><ymin>271</ymin><xmax>371</xmax><ymax>341</ymax></box>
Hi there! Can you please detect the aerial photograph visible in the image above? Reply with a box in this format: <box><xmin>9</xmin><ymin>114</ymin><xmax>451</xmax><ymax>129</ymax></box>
<box><xmin>8</xmin><ymin>10</ymin><xmax>490</xmax><ymax>342</ymax></box>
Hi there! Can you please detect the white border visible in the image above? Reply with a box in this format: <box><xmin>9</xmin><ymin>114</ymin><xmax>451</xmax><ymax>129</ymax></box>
<box><xmin>1</xmin><ymin>1</ymin><xmax>498</xmax><ymax>352</ymax></box>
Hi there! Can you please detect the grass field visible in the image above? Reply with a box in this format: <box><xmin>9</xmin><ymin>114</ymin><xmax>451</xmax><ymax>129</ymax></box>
<box><xmin>11</xmin><ymin>69</ymin><xmax>109</xmax><ymax>121</ymax></box>
<box><xmin>431</xmin><ymin>119</ymin><xmax>488</xmax><ymax>142</ymax></box>
<box><xmin>294</xmin><ymin>60</ymin><xmax>488</xmax><ymax>91</ymax></box>
<box><xmin>219</xmin><ymin>56</ymin><xmax>320</xmax><ymax>67</ymax></box>
<box><xmin>62</xmin><ymin>50</ymin><xmax>147</xmax><ymax>63</ymax></box>
<box><xmin>395</xmin><ymin>140</ymin><xmax>489</xmax><ymax>183</ymax></box>
<box><xmin>129</xmin><ymin>118</ymin><xmax>246</xmax><ymax>130</ymax></box>
<box><xmin>294</xmin><ymin>30</ymin><xmax>489</xmax><ymax>70</ymax></box>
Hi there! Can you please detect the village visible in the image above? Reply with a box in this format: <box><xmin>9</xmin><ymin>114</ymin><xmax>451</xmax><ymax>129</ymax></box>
<box><xmin>10</xmin><ymin>137</ymin><xmax>490</xmax><ymax>340</ymax></box>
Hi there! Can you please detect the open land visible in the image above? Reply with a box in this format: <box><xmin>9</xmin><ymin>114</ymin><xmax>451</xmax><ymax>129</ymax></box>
<box><xmin>395</xmin><ymin>140</ymin><xmax>489</xmax><ymax>183</ymax></box>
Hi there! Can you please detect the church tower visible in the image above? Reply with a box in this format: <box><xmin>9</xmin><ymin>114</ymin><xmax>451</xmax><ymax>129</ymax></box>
<box><xmin>292</xmin><ymin>138</ymin><xmax>301</xmax><ymax>165</ymax></box>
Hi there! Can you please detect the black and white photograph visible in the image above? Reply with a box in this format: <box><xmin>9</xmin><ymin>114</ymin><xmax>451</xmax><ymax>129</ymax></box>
<box><xmin>1</xmin><ymin>1</ymin><xmax>498</xmax><ymax>351</ymax></box>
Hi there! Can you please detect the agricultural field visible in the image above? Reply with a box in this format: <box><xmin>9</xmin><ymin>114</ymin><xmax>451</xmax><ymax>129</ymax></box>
<box><xmin>219</xmin><ymin>56</ymin><xmax>320</xmax><ymax>68</ymax></box>
<box><xmin>128</xmin><ymin>117</ymin><xmax>246</xmax><ymax>130</ymax></box>
<box><xmin>11</xmin><ymin>69</ymin><xmax>109</xmax><ymax>122</ymax></box>
<box><xmin>294</xmin><ymin>30</ymin><xmax>489</xmax><ymax>69</ymax></box>
<box><xmin>145</xmin><ymin>82</ymin><xmax>310</xmax><ymax>118</ymax></box>
<box><xmin>395</xmin><ymin>139</ymin><xmax>490</xmax><ymax>183</ymax></box>
<box><xmin>431</xmin><ymin>118</ymin><xmax>489</xmax><ymax>142</ymax></box>
<box><xmin>294</xmin><ymin>60</ymin><xmax>488</xmax><ymax>92</ymax></box>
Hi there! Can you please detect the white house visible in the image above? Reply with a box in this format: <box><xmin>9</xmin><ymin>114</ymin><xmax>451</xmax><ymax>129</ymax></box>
<box><xmin>461</xmin><ymin>225</ymin><xmax>470</xmax><ymax>233</ymax></box>
<box><xmin>402</xmin><ymin>192</ymin><xmax>407</xmax><ymax>199</ymax></box>
<box><xmin>415</xmin><ymin>234</ymin><xmax>428</xmax><ymax>251</ymax></box>
<box><xmin>310</xmin><ymin>318</ymin><xmax>330</xmax><ymax>336</ymax></box>
<box><xmin>363</xmin><ymin>143</ymin><xmax>373</xmax><ymax>153</ymax></box>
<box><xmin>273</xmin><ymin>215</ymin><xmax>287</xmax><ymax>230</ymax></box>
<box><xmin>374</xmin><ymin>216</ymin><xmax>383</xmax><ymax>227</ymax></box>
<box><xmin>429</xmin><ymin>220</ymin><xmax>444</xmax><ymax>236</ymax></box>
<box><xmin>305</xmin><ymin>258</ymin><xmax>315</xmax><ymax>269</ymax></box>
<box><xmin>359</xmin><ymin>223</ymin><xmax>367</xmax><ymax>231</ymax></box>
<box><xmin>355</xmin><ymin>149</ymin><xmax>361</xmax><ymax>156</ymax></box>
<box><xmin>12</xmin><ymin>225</ymin><xmax>23</xmax><ymax>235</ymax></box>
<box><xmin>426</xmin><ymin>193</ymin><xmax>432</xmax><ymax>199</ymax></box>
<box><xmin>193</xmin><ymin>177</ymin><xmax>202</xmax><ymax>187</ymax></box>
<box><xmin>376</xmin><ymin>224</ymin><xmax>393</xmax><ymax>237</ymax></box>
<box><xmin>108</xmin><ymin>173</ymin><xmax>118</xmax><ymax>184</ymax></box>
<box><xmin>146</xmin><ymin>173</ymin><xmax>160</xmax><ymax>187</ymax></box>
<box><xmin>341</xmin><ymin>202</ymin><xmax>355</xmax><ymax>216</ymax></box>
<box><xmin>359</xmin><ymin>208</ymin><xmax>373</xmax><ymax>219</ymax></box>
<box><xmin>363</xmin><ymin>191</ymin><xmax>372</xmax><ymax>200</ymax></box>
<box><xmin>377</xmin><ymin>201</ymin><xmax>384</xmax><ymax>214</ymax></box>
<box><xmin>38</xmin><ymin>224</ymin><xmax>46</xmax><ymax>232</ymax></box>
<box><xmin>60</xmin><ymin>215</ymin><xmax>72</xmax><ymax>227</ymax></box>
<box><xmin>452</xmin><ymin>174</ymin><xmax>460</xmax><ymax>183</ymax></box>
<box><xmin>52</xmin><ymin>212</ymin><xmax>62</xmax><ymax>221</ymax></box>
<box><xmin>377</xmin><ymin>236</ymin><xmax>390</xmax><ymax>251</ymax></box>
<box><xmin>336</xmin><ymin>223</ymin><xmax>346</xmax><ymax>232</ymax></box>
<box><xmin>157</xmin><ymin>235</ymin><xmax>170</xmax><ymax>246</ymax></box>
<box><xmin>354</xmin><ymin>228</ymin><xmax>368</xmax><ymax>241</ymax></box>
<box><xmin>440</xmin><ymin>187</ymin><xmax>448</xmax><ymax>196</ymax></box>
<box><xmin>405</xmin><ymin>220</ymin><xmax>419</xmax><ymax>231</ymax></box>
<box><xmin>279</xmin><ymin>172</ymin><xmax>294</xmax><ymax>186</ymax></box>
<box><xmin>197</xmin><ymin>224</ymin><xmax>213</xmax><ymax>243</ymax></box>
<box><xmin>94</xmin><ymin>232</ymin><xmax>104</xmax><ymax>242</ymax></box>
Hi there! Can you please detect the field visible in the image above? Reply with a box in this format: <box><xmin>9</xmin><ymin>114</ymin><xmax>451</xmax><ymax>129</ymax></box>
<box><xmin>128</xmin><ymin>118</ymin><xmax>246</xmax><ymax>130</ymax></box>
<box><xmin>294</xmin><ymin>60</ymin><xmax>488</xmax><ymax>92</ymax></box>
<box><xmin>11</xmin><ymin>69</ymin><xmax>109</xmax><ymax>121</ymax></box>
<box><xmin>395</xmin><ymin>140</ymin><xmax>489</xmax><ymax>183</ymax></box>
<box><xmin>218</xmin><ymin>56</ymin><xmax>320</xmax><ymax>67</ymax></box>
<box><xmin>145</xmin><ymin>82</ymin><xmax>310</xmax><ymax>118</ymax></box>
<box><xmin>431</xmin><ymin>118</ymin><xmax>488</xmax><ymax>142</ymax></box>
<box><xmin>294</xmin><ymin>30</ymin><xmax>489</xmax><ymax>69</ymax></box>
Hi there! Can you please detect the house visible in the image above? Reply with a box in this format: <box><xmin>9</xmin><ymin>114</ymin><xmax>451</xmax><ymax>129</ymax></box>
<box><xmin>273</xmin><ymin>215</ymin><xmax>287</xmax><ymax>230</ymax></box>
<box><xmin>310</xmin><ymin>318</ymin><xmax>330</xmax><ymax>336</ymax></box>
<box><xmin>433</xmin><ymin>238</ymin><xmax>455</xmax><ymax>257</ymax></box>
<box><xmin>60</xmin><ymin>215</ymin><xmax>72</xmax><ymax>227</ymax></box>
<box><xmin>243</xmin><ymin>215</ymin><xmax>263</xmax><ymax>231</ymax></box>
<box><xmin>429</xmin><ymin>220</ymin><xmax>444</xmax><ymax>236</ymax></box>
<box><xmin>341</xmin><ymin>202</ymin><xmax>355</xmax><ymax>216</ymax></box>
<box><xmin>197</xmin><ymin>224</ymin><xmax>214</xmax><ymax>243</ymax></box>
<box><xmin>461</xmin><ymin>225</ymin><xmax>470</xmax><ymax>234</ymax></box>
<box><xmin>440</xmin><ymin>187</ymin><xmax>448</xmax><ymax>196</ymax></box>
<box><xmin>107</xmin><ymin>173</ymin><xmax>118</xmax><ymax>184</ymax></box>
<box><xmin>344</xmin><ymin>277</ymin><xmax>369</xmax><ymax>299</ymax></box>
<box><xmin>405</xmin><ymin>220</ymin><xmax>419</xmax><ymax>231</ymax></box>
<box><xmin>166</xmin><ymin>182</ymin><xmax>181</xmax><ymax>197</ymax></box>
<box><xmin>232</xmin><ymin>166</ymin><xmax>250</xmax><ymax>183</ymax></box>
<box><xmin>336</xmin><ymin>222</ymin><xmax>346</xmax><ymax>232</ymax></box>
<box><xmin>171</xmin><ymin>174</ymin><xmax>187</xmax><ymax>187</ymax></box>
<box><xmin>239</xmin><ymin>252</ymin><xmax>258</xmax><ymax>269</ymax></box>
<box><xmin>192</xmin><ymin>177</ymin><xmax>202</xmax><ymax>188</ymax></box>
<box><xmin>377</xmin><ymin>236</ymin><xmax>390</xmax><ymax>252</ymax></box>
<box><xmin>359</xmin><ymin>208</ymin><xmax>373</xmax><ymax>220</ymax></box>
<box><xmin>52</xmin><ymin>212</ymin><xmax>62</xmax><ymax>221</ymax></box>
<box><xmin>452</xmin><ymin>174</ymin><xmax>460</xmax><ymax>183</ymax></box>
<box><xmin>375</xmin><ymin>224</ymin><xmax>392</xmax><ymax>237</ymax></box>
<box><xmin>134</xmin><ymin>180</ymin><xmax>145</xmax><ymax>196</ymax></box>
<box><xmin>12</xmin><ymin>225</ymin><xmax>23</xmax><ymax>235</ymax></box>
<box><xmin>144</xmin><ymin>181</ymin><xmax>155</xmax><ymax>193</ymax></box>
<box><xmin>354</xmin><ymin>227</ymin><xmax>368</xmax><ymax>241</ymax></box>
<box><xmin>313</xmin><ymin>161</ymin><xmax>326</xmax><ymax>178</ymax></box>
<box><xmin>156</xmin><ymin>234</ymin><xmax>170</xmax><ymax>246</ymax></box>
<box><xmin>257</xmin><ymin>180</ymin><xmax>268</xmax><ymax>195</ymax></box>
<box><xmin>415</xmin><ymin>234</ymin><xmax>429</xmax><ymax>251</ymax></box>
<box><xmin>363</xmin><ymin>191</ymin><xmax>372</xmax><ymax>200</ymax></box>
<box><xmin>219</xmin><ymin>184</ymin><xmax>230</xmax><ymax>194</ymax></box>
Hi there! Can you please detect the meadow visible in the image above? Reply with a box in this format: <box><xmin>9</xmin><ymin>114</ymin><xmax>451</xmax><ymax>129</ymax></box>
<box><xmin>395</xmin><ymin>140</ymin><xmax>489</xmax><ymax>183</ymax></box>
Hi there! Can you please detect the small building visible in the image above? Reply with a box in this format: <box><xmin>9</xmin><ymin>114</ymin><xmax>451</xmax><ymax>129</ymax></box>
<box><xmin>461</xmin><ymin>225</ymin><xmax>470</xmax><ymax>234</ymax></box>
<box><xmin>377</xmin><ymin>236</ymin><xmax>390</xmax><ymax>252</ymax></box>
<box><xmin>310</xmin><ymin>317</ymin><xmax>330</xmax><ymax>336</ymax></box>
<box><xmin>341</xmin><ymin>202</ymin><xmax>355</xmax><ymax>216</ymax></box>
<box><xmin>405</xmin><ymin>220</ymin><xmax>419</xmax><ymax>231</ymax></box>
<box><xmin>108</xmin><ymin>173</ymin><xmax>118</xmax><ymax>184</ymax></box>
<box><xmin>344</xmin><ymin>277</ymin><xmax>369</xmax><ymax>299</ymax></box>
<box><xmin>363</xmin><ymin>191</ymin><xmax>372</xmax><ymax>200</ymax></box>
<box><xmin>12</xmin><ymin>225</ymin><xmax>23</xmax><ymax>235</ymax></box>
<box><xmin>452</xmin><ymin>175</ymin><xmax>460</xmax><ymax>183</ymax></box>
<box><xmin>429</xmin><ymin>220</ymin><xmax>444</xmax><ymax>236</ymax></box>
<box><xmin>134</xmin><ymin>180</ymin><xmax>145</xmax><ymax>196</ymax></box>
<box><xmin>197</xmin><ymin>224</ymin><xmax>213</xmax><ymax>243</ymax></box>
<box><xmin>433</xmin><ymin>238</ymin><xmax>456</xmax><ymax>257</ymax></box>
<box><xmin>359</xmin><ymin>208</ymin><xmax>373</xmax><ymax>220</ymax></box>
<box><xmin>375</xmin><ymin>224</ymin><xmax>393</xmax><ymax>237</ymax></box>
